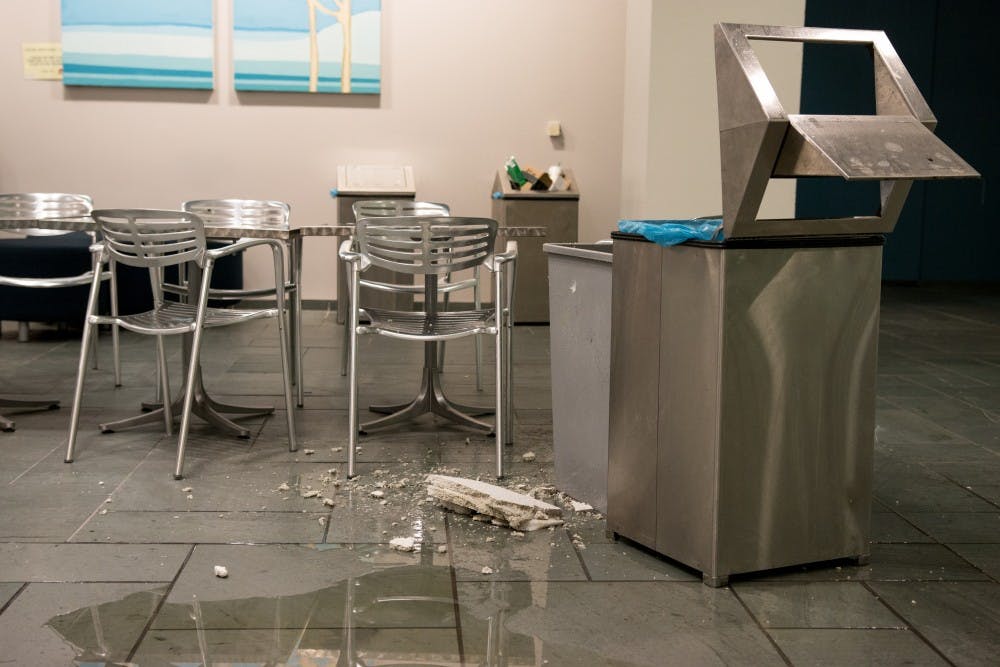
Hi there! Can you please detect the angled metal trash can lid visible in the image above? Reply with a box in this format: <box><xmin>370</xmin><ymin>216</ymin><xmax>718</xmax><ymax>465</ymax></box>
<box><xmin>714</xmin><ymin>23</ymin><xmax>979</xmax><ymax>239</ymax></box>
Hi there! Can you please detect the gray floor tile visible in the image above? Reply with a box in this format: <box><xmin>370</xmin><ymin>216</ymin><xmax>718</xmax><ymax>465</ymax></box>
<box><xmin>0</xmin><ymin>543</ymin><xmax>189</xmax><ymax>582</ymax></box>
<box><xmin>870</xmin><ymin>512</ymin><xmax>935</xmax><ymax>543</ymax></box>
<box><xmin>155</xmin><ymin>543</ymin><xmax>451</xmax><ymax>631</ymax></box>
<box><xmin>458</xmin><ymin>581</ymin><xmax>784</xmax><ymax>666</ymax></box>
<box><xmin>768</xmin><ymin>628</ymin><xmax>948</xmax><ymax>666</ymax></box>
<box><xmin>579</xmin><ymin>542</ymin><xmax>700</xmax><ymax>581</ymax></box>
<box><xmin>450</xmin><ymin>517</ymin><xmax>587</xmax><ymax>582</ymax></box>
<box><xmin>132</xmin><ymin>627</ymin><xmax>461</xmax><ymax>666</ymax></box>
<box><xmin>733</xmin><ymin>582</ymin><xmax>904</xmax><ymax>628</ymax></box>
<box><xmin>869</xmin><ymin>581</ymin><xmax>1000</xmax><ymax>666</ymax></box>
<box><xmin>948</xmin><ymin>543</ymin><xmax>1000</xmax><ymax>580</ymax></box>
<box><xmin>71</xmin><ymin>510</ymin><xmax>328</xmax><ymax>544</ymax></box>
<box><xmin>0</xmin><ymin>582</ymin><xmax>166</xmax><ymax>666</ymax></box>
<box><xmin>755</xmin><ymin>543</ymin><xmax>989</xmax><ymax>582</ymax></box>
<box><xmin>901</xmin><ymin>512</ymin><xmax>1000</xmax><ymax>543</ymax></box>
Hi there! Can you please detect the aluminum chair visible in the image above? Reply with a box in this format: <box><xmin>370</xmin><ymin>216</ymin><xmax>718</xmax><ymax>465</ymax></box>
<box><xmin>340</xmin><ymin>216</ymin><xmax>517</xmax><ymax>479</ymax></box>
<box><xmin>179</xmin><ymin>199</ymin><xmax>304</xmax><ymax>406</ymax></box>
<box><xmin>0</xmin><ymin>193</ymin><xmax>120</xmax><ymax>431</ymax></box>
<box><xmin>65</xmin><ymin>209</ymin><xmax>296</xmax><ymax>479</ymax></box>
<box><xmin>345</xmin><ymin>200</ymin><xmax>483</xmax><ymax>387</ymax></box>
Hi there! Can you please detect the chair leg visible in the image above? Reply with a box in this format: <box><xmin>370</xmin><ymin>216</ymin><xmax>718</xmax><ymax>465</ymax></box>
<box><xmin>272</xmin><ymin>244</ymin><xmax>297</xmax><ymax>452</ymax></box>
<box><xmin>347</xmin><ymin>266</ymin><xmax>361</xmax><ymax>478</ymax></box>
<box><xmin>175</xmin><ymin>269</ymin><xmax>214</xmax><ymax>480</ymax></box>
<box><xmin>90</xmin><ymin>324</ymin><xmax>99</xmax><ymax>370</ymax></box>
<box><xmin>474</xmin><ymin>266</ymin><xmax>483</xmax><ymax>391</ymax></box>
<box><xmin>110</xmin><ymin>259</ymin><xmax>122</xmax><ymax>387</ymax></box>
<box><xmin>494</xmin><ymin>271</ymin><xmax>505</xmax><ymax>479</ymax></box>
<box><xmin>156</xmin><ymin>335</ymin><xmax>173</xmax><ymax>436</ymax></box>
<box><xmin>66</xmin><ymin>272</ymin><xmax>104</xmax><ymax>463</ymax></box>
<box><xmin>340</xmin><ymin>316</ymin><xmax>349</xmax><ymax>377</ymax></box>
<box><xmin>292</xmin><ymin>236</ymin><xmax>305</xmax><ymax>407</ymax></box>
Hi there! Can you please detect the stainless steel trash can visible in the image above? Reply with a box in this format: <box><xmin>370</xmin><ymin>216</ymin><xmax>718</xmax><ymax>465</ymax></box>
<box><xmin>492</xmin><ymin>169</ymin><xmax>579</xmax><ymax>323</ymax></box>
<box><xmin>544</xmin><ymin>242</ymin><xmax>613</xmax><ymax>512</ymax></box>
<box><xmin>606</xmin><ymin>23</ymin><xmax>978</xmax><ymax>586</ymax></box>
<box><xmin>333</xmin><ymin>165</ymin><xmax>416</xmax><ymax>323</ymax></box>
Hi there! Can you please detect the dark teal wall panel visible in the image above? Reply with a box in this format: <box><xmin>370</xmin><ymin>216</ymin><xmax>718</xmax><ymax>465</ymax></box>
<box><xmin>798</xmin><ymin>0</ymin><xmax>995</xmax><ymax>282</ymax></box>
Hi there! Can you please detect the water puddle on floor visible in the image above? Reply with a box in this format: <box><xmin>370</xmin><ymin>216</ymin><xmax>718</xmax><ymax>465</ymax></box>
<box><xmin>43</xmin><ymin>563</ymin><xmax>630</xmax><ymax>666</ymax></box>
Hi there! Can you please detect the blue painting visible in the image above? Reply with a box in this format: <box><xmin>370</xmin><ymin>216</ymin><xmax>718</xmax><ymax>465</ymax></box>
<box><xmin>61</xmin><ymin>0</ymin><xmax>214</xmax><ymax>89</ymax></box>
<box><xmin>234</xmin><ymin>0</ymin><xmax>381</xmax><ymax>94</ymax></box>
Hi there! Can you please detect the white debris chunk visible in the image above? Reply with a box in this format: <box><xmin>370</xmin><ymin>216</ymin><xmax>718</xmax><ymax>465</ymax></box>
<box><xmin>181</xmin><ymin>486</ymin><xmax>193</xmax><ymax>493</ymax></box>
<box><xmin>426</xmin><ymin>475</ymin><xmax>564</xmax><ymax>531</ymax></box>
<box><xmin>370</xmin><ymin>490</ymin><xmax>385</xmax><ymax>499</ymax></box>
<box><xmin>301</xmin><ymin>490</ymin><xmax>320</xmax><ymax>499</ymax></box>
<box><xmin>319</xmin><ymin>517</ymin><xmax>327</xmax><ymax>526</ymax></box>
<box><xmin>303</xmin><ymin>448</ymin><xmax>315</xmax><ymax>455</ymax></box>
<box><xmin>213</xmin><ymin>565</ymin><xmax>229</xmax><ymax>578</ymax></box>
<box><xmin>389</xmin><ymin>537</ymin><xmax>416</xmax><ymax>552</ymax></box>
<box><xmin>277</xmin><ymin>482</ymin><xmax>290</xmax><ymax>492</ymax></box>
<box><xmin>481</xmin><ymin>566</ymin><xmax>495</xmax><ymax>575</ymax></box>
<box><xmin>437</xmin><ymin>545</ymin><xmax>448</xmax><ymax>554</ymax></box>
<box><xmin>569</xmin><ymin>500</ymin><xmax>593</xmax><ymax>512</ymax></box>
<box><xmin>186</xmin><ymin>494</ymin><xmax>194</xmax><ymax>500</ymax></box>
<box><xmin>521</xmin><ymin>451</ymin><xmax>537</xmax><ymax>462</ymax></box>
<box><xmin>323</xmin><ymin>497</ymin><xmax>335</xmax><ymax>507</ymax></box>
<box><xmin>99</xmin><ymin>508</ymin><xmax>108</xmax><ymax>515</ymax></box>
<box><xmin>331</xmin><ymin>446</ymin><xmax>343</xmax><ymax>453</ymax></box>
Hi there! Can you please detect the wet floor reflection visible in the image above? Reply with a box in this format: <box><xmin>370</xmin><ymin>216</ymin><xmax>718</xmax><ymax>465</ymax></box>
<box><xmin>44</xmin><ymin>562</ymin><xmax>649</xmax><ymax>666</ymax></box>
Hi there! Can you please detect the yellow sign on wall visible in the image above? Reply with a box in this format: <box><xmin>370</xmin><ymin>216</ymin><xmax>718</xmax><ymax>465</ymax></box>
<box><xmin>22</xmin><ymin>43</ymin><xmax>63</xmax><ymax>80</ymax></box>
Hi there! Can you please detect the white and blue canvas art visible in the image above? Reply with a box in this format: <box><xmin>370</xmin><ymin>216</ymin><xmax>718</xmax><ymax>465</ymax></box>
<box><xmin>234</xmin><ymin>0</ymin><xmax>381</xmax><ymax>94</ymax></box>
<box><xmin>61</xmin><ymin>0</ymin><xmax>214</xmax><ymax>90</ymax></box>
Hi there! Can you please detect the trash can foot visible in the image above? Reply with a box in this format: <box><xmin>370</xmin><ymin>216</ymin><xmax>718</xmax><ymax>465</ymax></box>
<box><xmin>703</xmin><ymin>573</ymin><xmax>729</xmax><ymax>588</ymax></box>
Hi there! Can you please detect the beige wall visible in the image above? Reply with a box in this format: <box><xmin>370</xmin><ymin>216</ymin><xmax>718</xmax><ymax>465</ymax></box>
<box><xmin>620</xmin><ymin>0</ymin><xmax>806</xmax><ymax>220</ymax></box>
<box><xmin>0</xmin><ymin>1</ymin><xmax>626</xmax><ymax>298</ymax></box>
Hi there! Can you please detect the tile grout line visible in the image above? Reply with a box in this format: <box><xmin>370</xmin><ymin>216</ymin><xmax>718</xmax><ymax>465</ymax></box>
<box><xmin>861</xmin><ymin>580</ymin><xmax>958</xmax><ymax>667</ymax></box>
<box><xmin>564</xmin><ymin>527</ymin><xmax>593</xmax><ymax>581</ymax></box>
<box><xmin>728</xmin><ymin>586</ymin><xmax>794</xmax><ymax>666</ymax></box>
<box><xmin>443</xmin><ymin>514</ymin><xmax>467</xmax><ymax>667</ymax></box>
<box><xmin>0</xmin><ymin>582</ymin><xmax>29</xmax><ymax>618</ymax></box>
<box><xmin>7</xmin><ymin>443</ymin><xmax>62</xmax><ymax>486</ymax></box>
<box><xmin>65</xmin><ymin>444</ymin><xmax>162</xmax><ymax>543</ymax></box>
<box><xmin>125</xmin><ymin>543</ymin><xmax>197</xmax><ymax>663</ymax></box>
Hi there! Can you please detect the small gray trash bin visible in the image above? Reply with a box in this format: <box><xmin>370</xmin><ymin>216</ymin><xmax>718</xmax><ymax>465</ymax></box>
<box><xmin>544</xmin><ymin>242</ymin><xmax>613</xmax><ymax>512</ymax></box>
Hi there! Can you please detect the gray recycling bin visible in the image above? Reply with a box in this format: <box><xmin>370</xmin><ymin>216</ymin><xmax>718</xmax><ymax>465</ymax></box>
<box><xmin>607</xmin><ymin>24</ymin><xmax>978</xmax><ymax>586</ymax></box>
<box><xmin>492</xmin><ymin>169</ymin><xmax>579</xmax><ymax>323</ymax></box>
<box><xmin>333</xmin><ymin>165</ymin><xmax>416</xmax><ymax>323</ymax></box>
<box><xmin>544</xmin><ymin>242</ymin><xmax>612</xmax><ymax>513</ymax></box>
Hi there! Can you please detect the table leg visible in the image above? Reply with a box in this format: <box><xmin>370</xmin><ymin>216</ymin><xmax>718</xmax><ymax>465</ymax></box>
<box><xmin>0</xmin><ymin>398</ymin><xmax>60</xmax><ymax>432</ymax></box>
<box><xmin>291</xmin><ymin>235</ymin><xmax>304</xmax><ymax>407</ymax></box>
<box><xmin>108</xmin><ymin>263</ymin><xmax>275</xmax><ymax>437</ymax></box>
<box><xmin>361</xmin><ymin>276</ymin><xmax>494</xmax><ymax>434</ymax></box>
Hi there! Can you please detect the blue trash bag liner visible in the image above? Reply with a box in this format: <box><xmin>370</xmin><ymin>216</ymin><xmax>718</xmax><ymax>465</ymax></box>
<box><xmin>617</xmin><ymin>218</ymin><xmax>723</xmax><ymax>246</ymax></box>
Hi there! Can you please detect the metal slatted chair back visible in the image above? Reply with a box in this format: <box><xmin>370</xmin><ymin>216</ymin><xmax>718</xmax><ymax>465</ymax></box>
<box><xmin>352</xmin><ymin>200</ymin><xmax>449</xmax><ymax>221</ymax></box>
<box><xmin>0</xmin><ymin>193</ymin><xmax>93</xmax><ymax>237</ymax></box>
<box><xmin>91</xmin><ymin>209</ymin><xmax>205</xmax><ymax>270</ymax></box>
<box><xmin>183</xmin><ymin>199</ymin><xmax>289</xmax><ymax>230</ymax></box>
<box><xmin>356</xmin><ymin>216</ymin><xmax>496</xmax><ymax>277</ymax></box>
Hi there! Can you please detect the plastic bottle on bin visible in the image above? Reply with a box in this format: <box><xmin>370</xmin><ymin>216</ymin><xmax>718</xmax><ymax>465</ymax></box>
<box><xmin>505</xmin><ymin>156</ymin><xmax>527</xmax><ymax>189</ymax></box>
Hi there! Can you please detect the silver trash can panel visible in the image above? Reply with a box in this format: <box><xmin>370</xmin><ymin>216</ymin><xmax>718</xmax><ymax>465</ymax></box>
<box><xmin>545</xmin><ymin>242</ymin><xmax>612</xmax><ymax>513</ymax></box>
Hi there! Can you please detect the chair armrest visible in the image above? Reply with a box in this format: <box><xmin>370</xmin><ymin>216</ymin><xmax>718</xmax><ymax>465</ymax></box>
<box><xmin>488</xmin><ymin>241</ymin><xmax>518</xmax><ymax>272</ymax></box>
<box><xmin>206</xmin><ymin>237</ymin><xmax>283</xmax><ymax>259</ymax></box>
<box><xmin>339</xmin><ymin>239</ymin><xmax>372</xmax><ymax>271</ymax></box>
